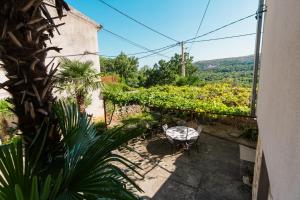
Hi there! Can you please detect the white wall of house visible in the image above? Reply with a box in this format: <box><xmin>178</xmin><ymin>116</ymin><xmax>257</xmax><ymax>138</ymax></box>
<box><xmin>0</xmin><ymin>5</ymin><xmax>104</xmax><ymax>119</ymax></box>
<box><xmin>46</xmin><ymin>6</ymin><xmax>104</xmax><ymax>119</ymax></box>
<box><xmin>257</xmin><ymin>0</ymin><xmax>300</xmax><ymax>199</ymax></box>
<box><xmin>0</xmin><ymin>68</ymin><xmax>9</xmax><ymax>99</ymax></box>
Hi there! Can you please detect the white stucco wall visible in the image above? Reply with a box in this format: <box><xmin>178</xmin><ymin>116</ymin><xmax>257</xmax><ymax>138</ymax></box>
<box><xmin>46</xmin><ymin>5</ymin><xmax>104</xmax><ymax>118</ymax></box>
<box><xmin>257</xmin><ymin>0</ymin><xmax>300</xmax><ymax>199</ymax></box>
<box><xmin>0</xmin><ymin>68</ymin><xmax>9</xmax><ymax>99</ymax></box>
<box><xmin>0</xmin><ymin>5</ymin><xmax>104</xmax><ymax>119</ymax></box>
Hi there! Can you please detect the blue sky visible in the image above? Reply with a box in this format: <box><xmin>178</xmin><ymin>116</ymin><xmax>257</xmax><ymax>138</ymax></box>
<box><xmin>66</xmin><ymin>0</ymin><xmax>258</xmax><ymax>67</ymax></box>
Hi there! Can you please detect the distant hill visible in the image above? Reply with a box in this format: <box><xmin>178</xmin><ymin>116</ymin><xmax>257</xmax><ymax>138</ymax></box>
<box><xmin>194</xmin><ymin>55</ymin><xmax>254</xmax><ymax>70</ymax></box>
<box><xmin>193</xmin><ymin>55</ymin><xmax>255</xmax><ymax>87</ymax></box>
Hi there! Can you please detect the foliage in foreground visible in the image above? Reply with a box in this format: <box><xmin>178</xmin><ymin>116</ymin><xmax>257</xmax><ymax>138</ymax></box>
<box><xmin>0</xmin><ymin>99</ymin><xmax>13</xmax><ymax>116</ymax></box>
<box><xmin>0</xmin><ymin>0</ymin><xmax>70</xmax><ymax>158</ymax></box>
<box><xmin>0</xmin><ymin>103</ymin><xmax>142</xmax><ymax>200</ymax></box>
<box><xmin>103</xmin><ymin>82</ymin><xmax>251</xmax><ymax>116</ymax></box>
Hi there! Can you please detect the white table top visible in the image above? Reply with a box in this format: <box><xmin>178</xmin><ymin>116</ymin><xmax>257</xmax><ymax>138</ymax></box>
<box><xmin>166</xmin><ymin>126</ymin><xmax>199</xmax><ymax>141</ymax></box>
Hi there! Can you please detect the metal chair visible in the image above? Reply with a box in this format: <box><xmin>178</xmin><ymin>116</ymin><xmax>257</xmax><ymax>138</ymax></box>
<box><xmin>177</xmin><ymin>120</ymin><xmax>186</xmax><ymax>126</ymax></box>
<box><xmin>162</xmin><ymin>124</ymin><xmax>168</xmax><ymax>132</ymax></box>
<box><xmin>163</xmin><ymin>124</ymin><xmax>173</xmax><ymax>144</ymax></box>
<box><xmin>186</xmin><ymin>125</ymin><xmax>203</xmax><ymax>152</ymax></box>
<box><xmin>162</xmin><ymin>124</ymin><xmax>182</xmax><ymax>154</ymax></box>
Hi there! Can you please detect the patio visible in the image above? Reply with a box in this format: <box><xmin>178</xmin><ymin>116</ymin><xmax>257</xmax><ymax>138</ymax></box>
<box><xmin>120</xmin><ymin>132</ymin><xmax>253</xmax><ymax>200</ymax></box>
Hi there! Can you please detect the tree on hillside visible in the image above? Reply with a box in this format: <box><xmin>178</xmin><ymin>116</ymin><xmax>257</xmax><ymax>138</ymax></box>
<box><xmin>168</xmin><ymin>53</ymin><xmax>198</xmax><ymax>76</ymax></box>
<box><xmin>56</xmin><ymin>58</ymin><xmax>101</xmax><ymax>113</ymax></box>
<box><xmin>145</xmin><ymin>60</ymin><xmax>177</xmax><ymax>86</ymax></box>
<box><xmin>100</xmin><ymin>53</ymin><xmax>139</xmax><ymax>86</ymax></box>
<box><xmin>100</xmin><ymin>56</ymin><xmax>114</xmax><ymax>73</ymax></box>
<box><xmin>144</xmin><ymin>53</ymin><xmax>198</xmax><ymax>87</ymax></box>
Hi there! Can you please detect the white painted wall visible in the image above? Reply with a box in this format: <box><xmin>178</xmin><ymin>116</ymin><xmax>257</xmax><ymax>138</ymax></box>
<box><xmin>257</xmin><ymin>0</ymin><xmax>300</xmax><ymax>199</ymax></box>
<box><xmin>0</xmin><ymin>68</ymin><xmax>9</xmax><ymax>99</ymax></box>
<box><xmin>47</xmin><ymin>6</ymin><xmax>104</xmax><ymax>118</ymax></box>
<box><xmin>0</xmin><ymin>5</ymin><xmax>104</xmax><ymax>118</ymax></box>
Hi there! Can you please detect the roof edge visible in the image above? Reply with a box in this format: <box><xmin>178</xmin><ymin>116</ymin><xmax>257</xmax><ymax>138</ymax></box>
<box><xmin>68</xmin><ymin>6</ymin><xmax>102</xmax><ymax>31</ymax></box>
<box><xmin>44</xmin><ymin>0</ymin><xmax>102</xmax><ymax>31</ymax></box>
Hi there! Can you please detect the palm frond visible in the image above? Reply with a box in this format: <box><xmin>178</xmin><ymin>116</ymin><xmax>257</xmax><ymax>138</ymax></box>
<box><xmin>0</xmin><ymin>140</ymin><xmax>60</xmax><ymax>200</ymax></box>
<box><xmin>54</xmin><ymin>102</ymin><xmax>143</xmax><ymax>199</ymax></box>
<box><xmin>0</xmin><ymin>102</ymin><xmax>143</xmax><ymax>199</ymax></box>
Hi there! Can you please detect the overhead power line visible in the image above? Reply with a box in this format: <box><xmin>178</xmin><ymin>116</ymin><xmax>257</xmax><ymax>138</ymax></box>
<box><xmin>47</xmin><ymin>33</ymin><xmax>255</xmax><ymax>59</ymax></box>
<box><xmin>47</xmin><ymin>43</ymin><xmax>178</xmax><ymax>59</ymax></box>
<box><xmin>138</xmin><ymin>43</ymin><xmax>179</xmax><ymax>59</ymax></box>
<box><xmin>187</xmin><ymin>32</ymin><xmax>256</xmax><ymax>43</ymax></box>
<box><xmin>184</xmin><ymin>10</ymin><xmax>266</xmax><ymax>43</ymax></box>
<box><xmin>99</xmin><ymin>43</ymin><xmax>179</xmax><ymax>58</ymax></box>
<box><xmin>97</xmin><ymin>0</ymin><xmax>179</xmax><ymax>43</ymax></box>
<box><xmin>188</xmin><ymin>0</ymin><xmax>211</xmax><ymax>53</ymax></box>
<box><xmin>102</xmin><ymin>28</ymin><xmax>170</xmax><ymax>59</ymax></box>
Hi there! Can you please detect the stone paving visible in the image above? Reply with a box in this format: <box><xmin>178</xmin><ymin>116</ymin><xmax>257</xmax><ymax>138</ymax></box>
<box><xmin>119</xmin><ymin>133</ymin><xmax>253</xmax><ymax>200</ymax></box>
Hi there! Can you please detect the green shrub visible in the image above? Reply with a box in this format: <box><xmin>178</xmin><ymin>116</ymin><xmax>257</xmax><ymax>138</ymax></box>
<box><xmin>0</xmin><ymin>99</ymin><xmax>13</xmax><ymax>116</ymax></box>
<box><xmin>241</xmin><ymin>128</ymin><xmax>258</xmax><ymax>142</ymax></box>
<box><xmin>94</xmin><ymin>121</ymin><xmax>107</xmax><ymax>133</ymax></box>
<box><xmin>175</xmin><ymin>76</ymin><xmax>205</xmax><ymax>86</ymax></box>
<box><xmin>103</xmin><ymin>83</ymin><xmax>251</xmax><ymax>116</ymax></box>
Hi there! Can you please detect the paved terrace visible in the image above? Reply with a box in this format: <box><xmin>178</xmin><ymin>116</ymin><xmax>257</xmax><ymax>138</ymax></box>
<box><xmin>120</xmin><ymin>133</ymin><xmax>253</xmax><ymax>200</ymax></box>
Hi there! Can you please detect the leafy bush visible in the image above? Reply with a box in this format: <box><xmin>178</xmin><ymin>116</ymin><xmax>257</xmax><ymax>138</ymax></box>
<box><xmin>175</xmin><ymin>76</ymin><xmax>205</xmax><ymax>86</ymax></box>
<box><xmin>103</xmin><ymin>83</ymin><xmax>251</xmax><ymax>116</ymax></box>
<box><xmin>241</xmin><ymin>128</ymin><xmax>258</xmax><ymax>142</ymax></box>
<box><xmin>94</xmin><ymin>120</ymin><xmax>107</xmax><ymax>133</ymax></box>
<box><xmin>0</xmin><ymin>99</ymin><xmax>13</xmax><ymax>116</ymax></box>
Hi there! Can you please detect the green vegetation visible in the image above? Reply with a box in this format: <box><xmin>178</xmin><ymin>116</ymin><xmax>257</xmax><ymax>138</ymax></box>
<box><xmin>101</xmin><ymin>53</ymin><xmax>198</xmax><ymax>87</ymax></box>
<box><xmin>0</xmin><ymin>99</ymin><xmax>13</xmax><ymax>116</ymax></box>
<box><xmin>101</xmin><ymin>53</ymin><xmax>254</xmax><ymax>88</ymax></box>
<box><xmin>0</xmin><ymin>103</ymin><xmax>142</xmax><ymax>199</ymax></box>
<box><xmin>194</xmin><ymin>55</ymin><xmax>254</xmax><ymax>87</ymax></box>
<box><xmin>103</xmin><ymin>82</ymin><xmax>251</xmax><ymax>116</ymax></box>
<box><xmin>100</xmin><ymin>53</ymin><xmax>140</xmax><ymax>87</ymax></box>
<box><xmin>0</xmin><ymin>99</ymin><xmax>16</xmax><ymax>144</ymax></box>
<box><xmin>0</xmin><ymin>1</ymin><xmax>141</xmax><ymax>199</ymax></box>
<box><xmin>56</xmin><ymin>58</ymin><xmax>101</xmax><ymax>113</ymax></box>
<box><xmin>194</xmin><ymin>55</ymin><xmax>254</xmax><ymax>70</ymax></box>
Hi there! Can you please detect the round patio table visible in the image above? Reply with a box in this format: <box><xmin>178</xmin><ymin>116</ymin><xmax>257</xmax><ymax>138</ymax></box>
<box><xmin>166</xmin><ymin>126</ymin><xmax>199</xmax><ymax>141</ymax></box>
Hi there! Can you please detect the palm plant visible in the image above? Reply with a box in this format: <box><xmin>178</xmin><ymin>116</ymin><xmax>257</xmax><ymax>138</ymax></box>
<box><xmin>0</xmin><ymin>0</ymin><xmax>69</xmax><ymax>162</ymax></box>
<box><xmin>0</xmin><ymin>102</ymin><xmax>142</xmax><ymax>199</ymax></box>
<box><xmin>56</xmin><ymin>58</ymin><xmax>101</xmax><ymax>113</ymax></box>
<box><xmin>0</xmin><ymin>0</ymin><xmax>142</xmax><ymax>199</ymax></box>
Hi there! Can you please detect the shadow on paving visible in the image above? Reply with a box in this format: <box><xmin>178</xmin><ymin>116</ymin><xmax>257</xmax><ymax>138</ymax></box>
<box><xmin>140</xmin><ymin>134</ymin><xmax>253</xmax><ymax>200</ymax></box>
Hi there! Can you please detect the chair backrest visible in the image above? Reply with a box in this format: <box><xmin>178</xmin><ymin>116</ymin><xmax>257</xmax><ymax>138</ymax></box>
<box><xmin>162</xmin><ymin>124</ymin><xmax>168</xmax><ymax>132</ymax></box>
<box><xmin>186</xmin><ymin>121</ymin><xmax>198</xmax><ymax>129</ymax></box>
<box><xmin>166</xmin><ymin>135</ymin><xmax>174</xmax><ymax>144</ymax></box>
<box><xmin>197</xmin><ymin>125</ymin><xmax>203</xmax><ymax>135</ymax></box>
<box><xmin>188</xmin><ymin>135</ymin><xmax>199</xmax><ymax>144</ymax></box>
<box><xmin>177</xmin><ymin>120</ymin><xmax>186</xmax><ymax>126</ymax></box>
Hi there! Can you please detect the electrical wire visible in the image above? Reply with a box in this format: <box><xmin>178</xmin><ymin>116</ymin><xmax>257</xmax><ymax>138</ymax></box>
<box><xmin>102</xmin><ymin>28</ymin><xmax>171</xmax><ymax>59</ymax></box>
<box><xmin>138</xmin><ymin>32</ymin><xmax>256</xmax><ymax>60</ymax></box>
<box><xmin>97</xmin><ymin>0</ymin><xmax>179</xmax><ymax>43</ymax></box>
<box><xmin>47</xmin><ymin>33</ymin><xmax>255</xmax><ymax>59</ymax></box>
<box><xmin>48</xmin><ymin>11</ymin><xmax>264</xmax><ymax>61</ymax></box>
<box><xmin>138</xmin><ymin>43</ymin><xmax>179</xmax><ymax>59</ymax></box>
<box><xmin>188</xmin><ymin>0</ymin><xmax>211</xmax><ymax>53</ymax></box>
<box><xmin>184</xmin><ymin>10</ymin><xmax>266</xmax><ymax>43</ymax></box>
<box><xmin>101</xmin><ymin>43</ymin><xmax>180</xmax><ymax>58</ymax></box>
<box><xmin>187</xmin><ymin>32</ymin><xmax>256</xmax><ymax>43</ymax></box>
<box><xmin>46</xmin><ymin>43</ymin><xmax>177</xmax><ymax>59</ymax></box>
